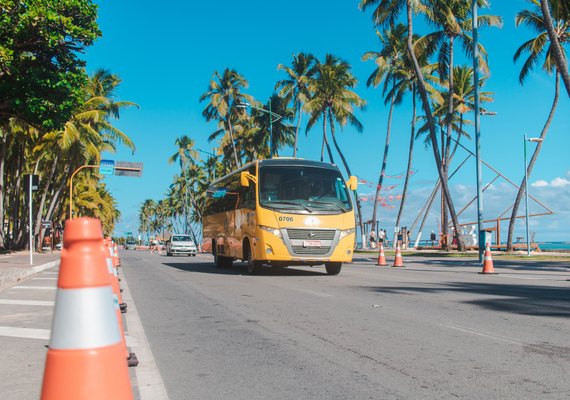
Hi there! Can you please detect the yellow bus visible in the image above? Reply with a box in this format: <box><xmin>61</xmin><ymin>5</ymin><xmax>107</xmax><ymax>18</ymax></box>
<box><xmin>202</xmin><ymin>158</ymin><xmax>358</xmax><ymax>275</ymax></box>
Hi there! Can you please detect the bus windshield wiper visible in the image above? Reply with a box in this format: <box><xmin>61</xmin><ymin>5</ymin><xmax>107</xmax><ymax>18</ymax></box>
<box><xmin>308</xmin><ymin>200</ymin><xmax>348</xmax><ymax>212</ymax></box>
<box><xmin>266</xmin><ymin>201</ymin><xmax>314</xmax><ymax>213</ymax></box>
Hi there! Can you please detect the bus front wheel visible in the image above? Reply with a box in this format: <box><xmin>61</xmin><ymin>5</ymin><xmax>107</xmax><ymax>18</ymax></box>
<box><xmin>325</xmin><ymin>262</ymin><xmax>342</xmax><ymax>275</ymax></box>
<box><xmin>245</xmin><ymin>245</ymin><xmax>261</xmax><ymax>275</ymax></box>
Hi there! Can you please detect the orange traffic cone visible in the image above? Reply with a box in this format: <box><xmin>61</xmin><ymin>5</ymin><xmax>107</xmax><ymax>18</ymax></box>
<box><xmin>114</xmin><ymin>243</ymin><xmax>121</xmax><ymax>267</ymax></box>
<box><xmin>105</xmin><ymin>241</ymin><xmax>127</xmax><ymax>313</ymax></box>
<box><xmin>376</xmin><ymin>242</ymin><xmax>387</xmax><ymax>266</ymax></box>
<box><xmin>103</xmin><ymin>243</ymin><xmax>138</xmax><ymax>367</ymax></box>
<box><xmin>392</xmin><ymin>243</ymin><xmax>404</xmax><ymax>267</ymax></box>
<box><xmin>41</xmin><ymin>217</ymin><xmax>133</xmax><ymax>400</ymax></box>
<box><xmin>479</xmin><ymin>243</ymin><xmax>497</xmax><ymax>274</ymax></box>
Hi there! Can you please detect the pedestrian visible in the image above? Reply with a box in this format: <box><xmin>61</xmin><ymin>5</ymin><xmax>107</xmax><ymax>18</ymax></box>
<box><xmin>378</xmin><ymin>229</ymin><xmax>385</xmax><ymax>245</ymax></box>
<box><xmin>150</xmin><ymin>239</ymin><xmax>161</xmax><ymax>255</ymax></box>
<box><xmin>369</xmin><ymin>230</ymin><xmax>377</xmax><ymax>248</ymax></box>
<box><xmin>406</xmin><ymin>230</ymin><xmax>411</xmax><ymax>248</ymax></box>
<box><xmin>430</xmin><ymin>231</ymin><xmax>436</xmax><ymax>246</ymax></box>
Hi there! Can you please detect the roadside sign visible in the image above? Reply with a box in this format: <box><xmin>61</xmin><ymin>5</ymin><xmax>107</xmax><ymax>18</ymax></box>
<box><xmin>24</xmin><ymin>174</ymin><xmax>39</xmax><ymax>194</ymax></box>
<box><xmin>125</xmin><ymin>231</ymin><xmax>133</xmax><ymax>236</ymax></box>
<box><xmin>100</xmin><ymin>159</ymin><xmax>115</xmax><ymax>175</ymax></box>
<box><xmin>114</xmin><ymin>161</ymin><xmax>143</xmax><ymax>177</ymax></box>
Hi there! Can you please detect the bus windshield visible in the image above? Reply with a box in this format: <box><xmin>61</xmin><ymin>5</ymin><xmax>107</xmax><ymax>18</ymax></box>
<box><xmin>259</xmin><ymin>166</ymin><xmax>352</xmax><ymax>214</ymax></box>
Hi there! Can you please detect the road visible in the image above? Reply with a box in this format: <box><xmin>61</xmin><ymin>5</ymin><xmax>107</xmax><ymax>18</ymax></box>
<box><xmin>122</xmin><ymin>250</ymin><xmax>570</xmax><ymax>400</ymax></box>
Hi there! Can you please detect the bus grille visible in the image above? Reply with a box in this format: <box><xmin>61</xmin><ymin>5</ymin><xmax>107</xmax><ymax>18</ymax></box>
<box><xmin>286</xmin><ymin>229</ymin><xmax>336</xmax><ymax>256</ymax></box>
<box><xmin>286</xmin><ymin>229</ymin><xmax>336</xmax><ymax>240</ymax></box>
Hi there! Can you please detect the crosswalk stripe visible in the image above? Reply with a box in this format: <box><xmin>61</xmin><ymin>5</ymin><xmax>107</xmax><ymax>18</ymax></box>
<box><xmin>11</xmin><ymin>286</ymin><xmax>56</xmax><ymax>290</ymax></box>
<box><xmin>0</xmin><ymin>299</ymin><xmax>55</xmax><ymax>306</ymax></box>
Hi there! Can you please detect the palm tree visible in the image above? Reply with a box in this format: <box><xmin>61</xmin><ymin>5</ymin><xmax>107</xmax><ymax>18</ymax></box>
<box><xmin>200</xmin><ymin>68</ymin><xmax>253</xmax><ymax>169</ymax></box>
<box><xmin>168</xmin><ymin>135</ymin><xmax>199</xmax><ymax>233</ymax></box>
<box><xmin>305</xmin><ymin>54</ymin><xmax>367</xmax><ymax>247</ymax></box>
<box><xmin>506</xmin><ymin>0</ymin><xmax>566</xmax><ymax>251</ymax></box>
<box><xmin>539</xmin><ymin>0</ymin><xmax>570</xmax><ymax>96</ymax></box>
<box><xmin>276</xmin><ymin>53</ymin><xmax>317</xmax><ymax>157</ymax></box>
<box><xmin>362</xmin><ymin>23</ymin><xmax>409</xmax><ymax>230</ymax></box>
<box><xmin>419</xmin><ymin>0</ymin><xmax>501</xmax><ymax>242</ymax></box>
<box><xmin>360</xmin><ymin>0</ymin><xmax>467</xmax><ymax>250</ymax></box>
<box><xmin>249</xmin><ymin>95</ymin><xmax>295</xmax><ymax>158</ymax></box>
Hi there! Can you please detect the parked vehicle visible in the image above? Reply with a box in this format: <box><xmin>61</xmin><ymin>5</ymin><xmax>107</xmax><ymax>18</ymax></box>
<box><xmin>124</xmin><ymin>238</ymin><xmax>137</xmax><ymax>250</ymax></box>
<box><xmin>165</xmin><ymin>235</ymin><xmax>197</xmax><ymax>256</ymax></box>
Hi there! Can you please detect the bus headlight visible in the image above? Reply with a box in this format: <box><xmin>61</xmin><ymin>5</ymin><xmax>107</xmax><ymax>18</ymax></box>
<box><xmin>258</xmin><ymin>225</ymin><xmax>282</xmax><ymax>239</ymax></box>
<box><xmin>339</xmin><ymin>228</ymin><xmax>355</xmax><ymax>240</ymax></box>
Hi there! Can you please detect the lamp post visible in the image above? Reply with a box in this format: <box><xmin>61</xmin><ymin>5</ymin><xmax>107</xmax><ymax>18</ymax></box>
<box><xmin>524</xmin><ymin>135</ymin><xmax>543</xmax><ymax>256</ymax></box>
<box><xmin>237</xmin><ymin>102</ymin><xmax>282</xmax><ymax>158</ymax></box>
<box><xmin>196</xmin><ymin>148</ymin><xmax>218</xmax><ymax>181</ymax></box>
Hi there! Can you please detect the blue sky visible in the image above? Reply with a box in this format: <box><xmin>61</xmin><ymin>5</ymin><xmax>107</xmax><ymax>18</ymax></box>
<box><xmin>84</xmin><ymin>1</ymin><xmax>570</xmax><ymax>242</ymax></box>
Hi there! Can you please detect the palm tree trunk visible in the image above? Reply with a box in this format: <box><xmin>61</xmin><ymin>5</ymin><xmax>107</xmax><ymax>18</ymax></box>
<box><xmin>34</xmin><ymin>154</ymin><xmax>59</xmax><ymax>238</ymax></box>
<box><xmin>395</xmin><ymin>85</ymin><xmax>417</xmax><ymax>232</ymax></box>
<box><xmin>0</xmin><ymin>129</ymin><xmax>6</xmax><ymax>248</ymax></box>
<box><xmin>293</xmin><ymin>103</ymin><xmax>302</xmax><ymax>157</ymax></box>
<box><xmin>506</xmin><ymin>72</ymin><xmax>560</xmax><ymax>251</ymax></box>
<box><xmin>227</xmin><ymin>120</ymin><xmax>241</xmax><ymax>168</ymax></box>
<box><xmin>441</xmin><ymin>38</ymin><xmax>455</xmax><ymax>245</ymax></box>
<box><xmin>540</xmin><ymin>0</ymin><xmax>570</xmax><ymax>96</ymax></box>
<box><xmin>406</xmin><ymin>0</ymin><xmax>464</xmax><ymax>251</ymax></box>
<box><xmin>328</xmin><ymin>111</ymin><xmax>366</xmax><ymax>250</ymax></box>
<box><xmin>370</xmin><ymin>88</ymin><xmax>395</xmax><ymax>230</ymax></box>
<box><xmin>321</xmin><ymin>114</ymin><xmax>335</xmax><ymax>164</ymax></box>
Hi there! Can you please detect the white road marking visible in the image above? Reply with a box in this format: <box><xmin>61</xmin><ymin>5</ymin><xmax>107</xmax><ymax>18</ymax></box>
<box><xmin>0</xmin><ymin>299</ymin><xmax>54</xmax><ymax>306</ymax></box>
<box><xmin>11</xmin><ymin>286</ymin><xmax>56</xmax><ymax>290</ymax></box>
<box><xmin>499</xmin><ymin>274</ymin><xmax>564</xmax><ymax>280</ymax></box>
<box><xmin>0</xmin><ymin>326</ymin><xmax>50</xmax><ymax>340</ymax></box>
<box><xmin>121</xmin><ymin>272</ymin><xmax>169</xmax><ymax>399</ymax></box>
<box><xmin>0</xmin><ymin>325</ymin><xmax>136</xmax><ymax>345</ymax></box>
<box><xmin>32</xmin><ymin>277</ymin><xmax>57</xmax><ymax>281</ymax></box>
<box><xmin>440</xmin><ymin>323</ymin><xmax>523</xmax><ymax>346</ymax></box>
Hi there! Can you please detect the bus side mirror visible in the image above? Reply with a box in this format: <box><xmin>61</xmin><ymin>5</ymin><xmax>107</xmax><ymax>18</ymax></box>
<box><xmin>240</xmin><ymin>171</ymin><xmax>257</xmax><ymax>187</ymax></box>
<box><xmin>347</xmin><ymin>176</ymin><xmax>358</xmax><ymax>191</ymax></box>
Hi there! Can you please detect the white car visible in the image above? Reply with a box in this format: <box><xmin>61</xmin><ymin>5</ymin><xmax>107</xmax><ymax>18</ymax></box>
<box><xmin>166</xmin><ymin>235</ymin><xmax>197</xmax><ymax>256</ymax></box>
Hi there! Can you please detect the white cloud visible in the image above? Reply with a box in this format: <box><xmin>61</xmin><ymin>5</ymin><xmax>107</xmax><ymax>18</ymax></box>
<box><xmin>551</xmin><ymin>177</ymin><xmax>570</xmax><ymax>187</ymax></box>
<box><xmin>532</xmin><ymin>180</ymin><xmax>549</xmax><ymax>187</ymax></box>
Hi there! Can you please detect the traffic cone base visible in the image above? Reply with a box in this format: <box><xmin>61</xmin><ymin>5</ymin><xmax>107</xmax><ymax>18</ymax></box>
<box><xmin>42</xmin><ymin>343</ymin><xmax>132</xmax><ymax>399</ymax></box>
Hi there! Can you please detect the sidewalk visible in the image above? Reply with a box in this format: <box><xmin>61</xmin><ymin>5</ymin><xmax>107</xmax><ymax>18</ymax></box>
<box><xmin>0</xmin><ymin>251</ymin><xmax>61</xmax><ymax>289</ymax></box>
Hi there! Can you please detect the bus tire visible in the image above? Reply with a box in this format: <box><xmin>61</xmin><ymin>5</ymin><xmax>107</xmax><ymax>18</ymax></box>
<box><xmin>244</xmin><ymin>243</ymin><xmax>260</xmax><ymax>275</ymax></box>
<box><xmin>325</xmin><ymin>262</ymin><xmax>342</xmax><ymax>275</ymax></box>
<box><xmin>213</xmin><ymin>243</ymin><xmax>232</xmax><ymax>268</ymax></box>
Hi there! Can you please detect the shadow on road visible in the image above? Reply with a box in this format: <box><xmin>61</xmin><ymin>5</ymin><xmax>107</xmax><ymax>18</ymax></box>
<box><xmin>161</xmin><ymin>260</ymin><xmax>326</xmax><ymax>277</ymax></box>
<box><xmin>364</xmin><ymin>281</ymin><xmax>570</xmax><ymax>318</ymax></box>
<box><xmin>407</xmin><ymin>258</ymin><xmax>570</xmax><ymax>271</ymax></box>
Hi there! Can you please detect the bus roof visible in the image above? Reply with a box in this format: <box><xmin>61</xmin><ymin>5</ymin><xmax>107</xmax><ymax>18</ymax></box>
<box><xmin>258</xmin><ymin>158</ymin><xmax>340</xmax><ymax>170</ymax></box>
<box><xmin>209</xmin><ymin>158</ymin><xmax>341</xmax><ymax>188</ymax></box>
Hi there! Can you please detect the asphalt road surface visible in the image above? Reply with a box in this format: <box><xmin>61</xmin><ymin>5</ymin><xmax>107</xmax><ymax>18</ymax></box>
<box><xmin>122</xmin><ymin>250</ymin><xmax>570</xmax><ymax>400</ymax></box>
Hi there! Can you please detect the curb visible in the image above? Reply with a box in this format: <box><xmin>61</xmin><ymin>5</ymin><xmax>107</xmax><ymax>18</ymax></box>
<box><xmin>0</xmin><ymin>260</ymin><xmax>60</xmax><ymax>290</ymax></box>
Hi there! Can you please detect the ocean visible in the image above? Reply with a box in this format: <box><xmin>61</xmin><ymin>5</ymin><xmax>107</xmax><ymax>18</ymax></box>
<box><xmin>537</xmin><ymin>242</ymin><xmax>570</xmax><ymax>251</ymax></box>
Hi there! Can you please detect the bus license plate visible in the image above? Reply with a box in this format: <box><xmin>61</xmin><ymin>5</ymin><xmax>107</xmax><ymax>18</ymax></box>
<box><xmin>303</xmin><ymin>240</ymin><xmax>321</xmax><ymax>248</ymax></box>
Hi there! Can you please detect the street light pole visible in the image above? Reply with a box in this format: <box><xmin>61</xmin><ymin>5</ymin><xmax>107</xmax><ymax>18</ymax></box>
<box><xmin>237</xmin><ymin>102</ymin><xmax>282</xmax><ymax>158</ymax></box>
<box><xmin>524</xmin><ymin>135</ymin><xmax>543</xmax><ymax>256</ymax></box>
<box><xmin>472</xmin><ymin>0</ymin><xmax>485</xmax><ymax>263</ymax></box>
<box><xmin>196</xmin><ymin>148</ymin><xmax>218</xmax><ymax>181</ymax></box>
